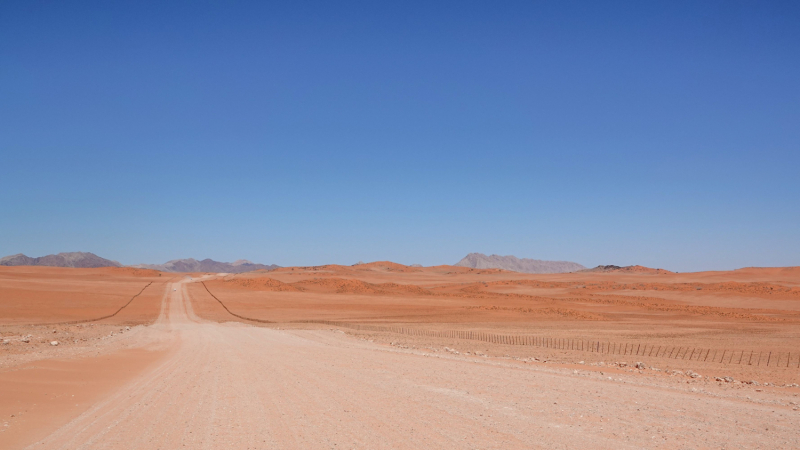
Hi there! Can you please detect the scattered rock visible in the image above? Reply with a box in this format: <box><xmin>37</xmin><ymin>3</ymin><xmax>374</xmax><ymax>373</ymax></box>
<box><xmin>618</xmin><ymin>362</ymin><xmax>627</xmax><ymax>367</ymax></box>
<box><xmin>686</xmin><ymin>370</ymin><xmax>700</xmax><ymax>379</ymax></box>
<box><xmin>723</xmin><ymin>377</ymin><xmax>734</xmax><ymax>383</ymax></box>
<box><xmin>50</xmin><ymin>341</ymin><xmax>59</xmax><ymax>346</ymax></box>
<box><xmin>635</xmin><ymin>362</ymin><xmax>646</xmax><ymax>369</ymax></box>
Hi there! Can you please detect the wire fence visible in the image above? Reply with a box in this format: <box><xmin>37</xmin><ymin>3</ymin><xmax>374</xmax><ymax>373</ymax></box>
<box><xmin>199</xmin><ymin>282</ymin><xmax>799</xmax><ymax>369</ymax></box>
<box><xmin>36</xmin><ymin>282</ymin><xmax>154</xmax><ymax>326</ymax></box>
<box><xmin>298</xmin><ymin>320</ymin><xmax>800</xmax><ymax>369</ymax></box>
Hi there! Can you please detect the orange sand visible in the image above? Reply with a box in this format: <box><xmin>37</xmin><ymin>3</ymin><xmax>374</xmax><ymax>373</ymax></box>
<box><xmin>188</xmin><ymin>262</ymin><xmax>800</xmax><ymax>384</ymax></box>
<box><xmin>0</xmin><ymin>266</ymin><xmax>169</xmax><ymax>325</ymax></box>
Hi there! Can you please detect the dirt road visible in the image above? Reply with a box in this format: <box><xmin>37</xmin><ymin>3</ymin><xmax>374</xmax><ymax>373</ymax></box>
<box><xmin>21</xmin><ymin>279</ymin><xmax>800</xmax><ymax>449</ymax></box>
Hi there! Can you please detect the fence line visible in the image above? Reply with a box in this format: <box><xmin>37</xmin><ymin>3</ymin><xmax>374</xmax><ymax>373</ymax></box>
<box><xmin>197</xmin><ymin>283</ymin><xmax>798</xmax><ymax>369</ymax></box>
<box><xmin>297</xmin><ymin>319</ymin><xmax>800</xmax><ymax>368</ymax></box>
<box><xmin>201</xmin><ymin>281</ymin><xmax>275</xmax><ymax>324</ymax></box>
<box><xmin>37</xmin><ymin>282</ymin><xmax>154</xmax><ymax>326</ymax></box>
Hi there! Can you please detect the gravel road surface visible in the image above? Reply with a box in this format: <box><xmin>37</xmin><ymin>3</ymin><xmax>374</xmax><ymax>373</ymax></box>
<box><xmin>27</xmin><ymin>279</ymin><xmax>799</xmax><ymax>449</ymax></box>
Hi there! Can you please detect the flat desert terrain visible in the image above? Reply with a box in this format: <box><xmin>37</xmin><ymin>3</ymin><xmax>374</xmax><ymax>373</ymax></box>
<box><xmin>2</xmin><ymin>263</ymin><xmax>800</xmax><ymax>448</ymax></box>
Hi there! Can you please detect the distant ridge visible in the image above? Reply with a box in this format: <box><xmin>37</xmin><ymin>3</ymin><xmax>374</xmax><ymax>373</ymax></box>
<box><xmin>0</xmin><ymin>252</ymin><xmax>122</xmax><ymax>268</ymax></box>
<box><xmin>136</xmin><ymin>258</ymin><xmax>279</xmax><ymax>273</ymax></box>
<box><xmin>580</xmin><ymin>265</ymin><xmax>672</xmax><ymax>274</ymax></box>
<box><xmin>454</xmin><ymin>253</ymin><xmax>585</xmax><ymax>274</ymax></box>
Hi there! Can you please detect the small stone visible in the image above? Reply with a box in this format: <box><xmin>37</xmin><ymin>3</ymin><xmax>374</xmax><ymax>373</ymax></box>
<box><xmin>619</xmin><ymin>362</ymin><xmax>627</xmax><ymax>367</ymax></box>
<box><xmin>50</xmin><ymin>341</ymin><xmax>59</xmax><ymax>346</ymax></box>
<box><xmin>635</xmin><ymin>362</ymin><xmax>646</xmax><ymax>369</ymax></box>
<box><xmin>723</xmin><ymin>377</ymin><xmax>734</xmax><ymax>383</ymax></box>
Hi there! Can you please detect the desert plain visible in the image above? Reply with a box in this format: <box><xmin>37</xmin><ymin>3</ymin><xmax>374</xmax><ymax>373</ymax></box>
<box><xmin>2</xmin><ymin>263</ymin><xmax>800</xmax><ymax>448</ymax></box>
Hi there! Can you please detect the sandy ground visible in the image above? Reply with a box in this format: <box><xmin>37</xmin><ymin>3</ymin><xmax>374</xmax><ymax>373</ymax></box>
<box><xmin>190</xmin><ymin>263</ymin><xmax>800</xmax><ymax>385</ymax></box>
<box><xmin>2</xmin><ymin>267</ymin><xmax>799</xmax><ymax>448</ymax></box>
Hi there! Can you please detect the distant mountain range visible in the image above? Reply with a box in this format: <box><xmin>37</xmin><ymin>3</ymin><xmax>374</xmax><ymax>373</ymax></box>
<box><xmin>0</xmin><ymin>252</ymin><xmax>122</xmax><ymax>268</ymax></box>
<box><xmin>454</xmin><ymin>253</ymin><xmax>585</xmax><ymax>273</ymax></box>
<box><xmin>0</xmin><ymin>252</ymin><xmax>279</xmax><ymax>273</ymax></box>
<box><xmin>135</xmin><ymin>258</ymin><xmax>279</xmax><ymax>273</ymax></box>
<box><xmin>579</xmin><ymin>265</ymin><xmax>673</xmax><ymax>274</ymax></box>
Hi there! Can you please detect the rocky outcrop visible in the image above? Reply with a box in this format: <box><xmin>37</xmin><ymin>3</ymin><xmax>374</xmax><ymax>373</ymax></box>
<box><xmin>454</xmin><ymin>253</ymin><xmax>585</xmax><ymax>274</ymax></box>
<box><xmin>0</xmin><ymin>252</ymin><xmax>122</xmax><ymax>268</ymax></box>
<box><xmin>136</xmin><ymin>258</ymin><xmax>279</xmax><ymax>273</ymax></box>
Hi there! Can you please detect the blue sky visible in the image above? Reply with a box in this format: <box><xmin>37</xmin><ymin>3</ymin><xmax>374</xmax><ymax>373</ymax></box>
<box><xmin>1</xmin><ymin>1</ymin><xmax>798</xmax><ymax>271</ymax></box>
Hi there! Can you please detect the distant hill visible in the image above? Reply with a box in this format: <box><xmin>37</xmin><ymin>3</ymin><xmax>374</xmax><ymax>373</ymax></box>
<box><xmin>580</xmin><ymin>265</ymin><xmax>672</xmax><ymax>274</ymax></box>
<box><xmin>136</xmin><ymin>258</ymin><xmax>279</xmax><ymax>273</ymax></box>
<box><xmin>454</xmin><ymin>253</ymin><xmax>585</xmax><ymax>274</ymax></box>
<box><xmin>0</xmin><ymin>252</ymin><xmax>122</xmax><ymax>268</ymax></box>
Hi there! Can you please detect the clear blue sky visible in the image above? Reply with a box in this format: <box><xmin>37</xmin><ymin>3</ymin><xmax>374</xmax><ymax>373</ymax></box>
<box><xmin>1</xmin><ymin>1</ymin><xmax>798</xmax><ymax>271</ymax></box>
